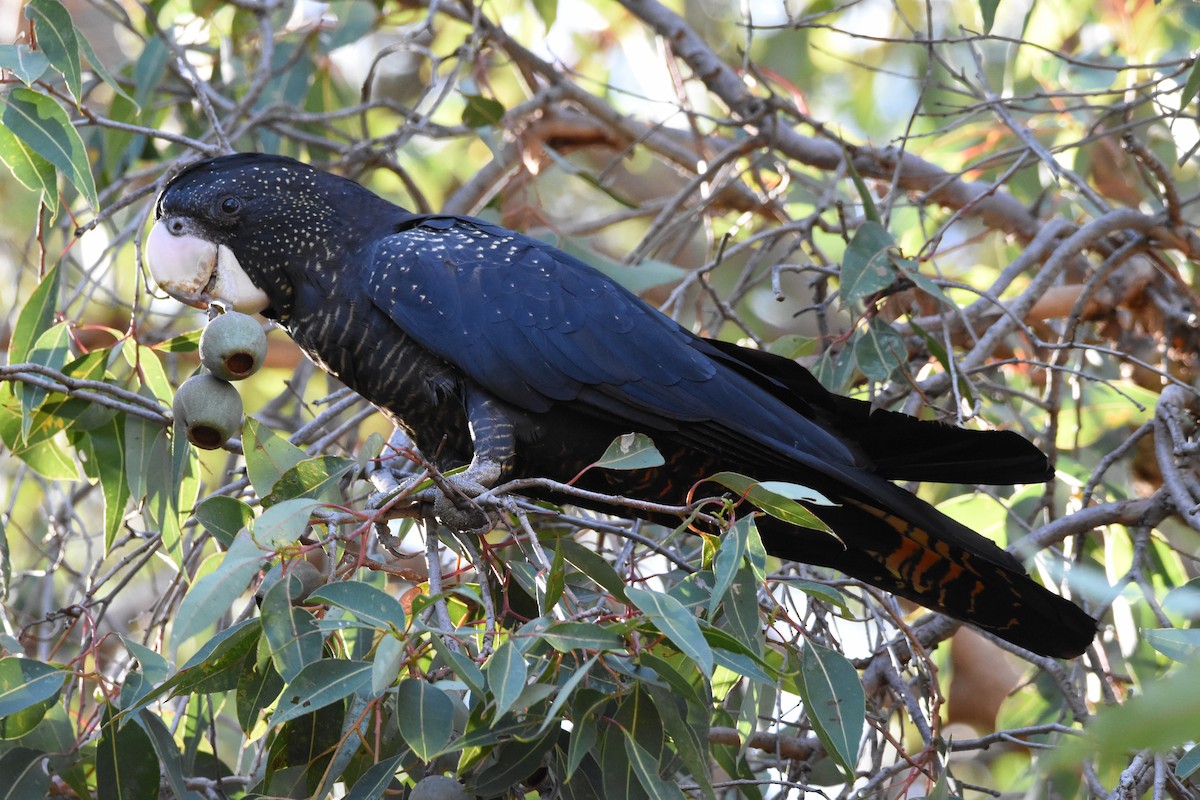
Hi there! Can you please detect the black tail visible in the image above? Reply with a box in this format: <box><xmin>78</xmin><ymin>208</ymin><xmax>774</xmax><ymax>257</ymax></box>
<box><xmin>757</xmin><ymin>496</ymin><xmax>1096</xmax><ymax>658</ymax></box>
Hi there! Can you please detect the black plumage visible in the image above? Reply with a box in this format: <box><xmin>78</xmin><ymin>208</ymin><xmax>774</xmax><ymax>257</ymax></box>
<box><xmin>148</xmin><ymin>153</ymin><xmax>1096</xmax><ymax>658</ymax></box>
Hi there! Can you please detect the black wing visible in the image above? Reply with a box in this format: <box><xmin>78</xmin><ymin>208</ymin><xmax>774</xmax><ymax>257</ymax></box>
<box><xmin>364</xmin><ymin>215</ymin><xmax>860</xmax><ymax>465</ymax></box>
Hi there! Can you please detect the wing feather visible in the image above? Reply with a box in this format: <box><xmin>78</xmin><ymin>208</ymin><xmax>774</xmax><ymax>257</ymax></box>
<box><xmin>365</xmin><ymin>216</ymin><xmax>860</xmax><ymax>465</ymax></box>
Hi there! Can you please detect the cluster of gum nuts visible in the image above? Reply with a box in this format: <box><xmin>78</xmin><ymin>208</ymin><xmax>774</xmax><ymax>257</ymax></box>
<box><xmin>172</xmin><ymin>311</ymin><xmax>268</xmax><ymax>449</ymax></box>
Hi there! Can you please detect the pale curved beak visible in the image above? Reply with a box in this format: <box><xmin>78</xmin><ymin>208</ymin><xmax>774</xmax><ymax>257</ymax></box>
<box><xmin>146</xmin><ymin>220</ymin><xmax>270</xmax><ymax>314</ymax></box>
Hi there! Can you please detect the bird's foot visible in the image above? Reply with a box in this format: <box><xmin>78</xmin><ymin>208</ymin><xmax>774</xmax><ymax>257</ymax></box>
<box><xmin>408</xmin><ymin>459</ymin><xmax>503</xmax><ymax>533</ymax></box>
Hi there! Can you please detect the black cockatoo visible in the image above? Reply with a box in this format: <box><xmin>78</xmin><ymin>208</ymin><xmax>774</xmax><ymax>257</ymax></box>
<box><xmin>146</xmin><ymin>153</ymin><xmax>1095</xmax><ymax>658</ymax></box>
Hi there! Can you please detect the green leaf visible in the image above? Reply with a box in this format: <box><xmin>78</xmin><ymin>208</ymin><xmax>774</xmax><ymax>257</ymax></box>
<box><xmin>645</xmin><ymin>684</ymin><xmax>713</xmax><ymax>800</ymax></box>
<box><xmin>235</xmin><ymin>646</ymin><xmax>283</xmax><ymax>733</ymax></box>
<box><xmin>0</xmin><ymin>747</ymin><xmax>51</xmax><ymax>799</ymax></box>
<box><xmin>486</xmin><ymin>640</ymin><xmax>529</xmax><ymax>719</ymax></box>
<box><xmin>1069</xmin><ymin>658</ymin><xmax>1200</xmax><ymax>760</ymax></box>
<box><xmin>593</xmin><ymin>433</ymin><xmax>665</xmax><ymax>471</ymax></box>
<box><xmin>707</xmin><ymin>472</ymin><xmax>834</xmax><ymax>532</ymax></box>
<box><xmin>624</xmin><ymin>731</ymin><xmax>688</xmax><ymax>800</ymax></box>
<box><xmin>531</xmin><ymin>0</ymin><xmax>557</xmax><ymax>30</ymax></box>
<box><xmin>395</xmin><ymin>679</ymin><xmax>454</xmax><ymax>760</ymax></box>
<box><xmin>626</xmin><ymin>587</ymin><xmax>713</xmax><ymax>676</ymax></box>
<box><xmin>791</xmin><ymin>580</ymin><xmax>850</xmax><ymax>615</ymax></box>
<box><xmin>796</xmin><ymin>642</ymin><xmax>864</xmax><ymax>777</ymax></box>
<box><xmin>841</xmin><ymin>221</ymin><xmax>897</xmax><ymax>304</ymax></box>
<box><xmin>0</xmin><ymin>657</ymin><xmax>66</xmax><ymax>717</ymax></box>
<box><xmin>979</xmin><ymin>0</ymin><xmax>1001</xmax><ymax>34</ymax></box>
<box><xmin>543</xmin><ymin>621</ymin><xmax>625</xmax><ymax>653</ymax></box>
<box><xmin>842</xmin><ymin>143</ymin><xmax>879</xmax><ymax>223</ymax></box>
<box><xmin>0</xmin><ymin>517</ymin><xmax>8</xmax><ymax>601</ymax></box>
<box><xmin>95</xmin><ymin>705</ymin><xmax>159</xmax><ymax>800</ymax></box>
<box><xmin>709</xmin><ymin>517</ymin><xmax>756</xmax><ymax>617</ymax></box>
<box><xmin>702</xmin><ymin>625</ymin><xmax>774</xmax><ymax>684</ymax></box>
<box><xmin>431</xmin><ymin>635</ymin><xmax>487</xmax><ymax>696</ymax></box>
<box><xmin>308</xmin><ymin>580</ymin><xmax>407</xmax><ymax>631</ymax></box>
<box><xmin>1143</xmin><ymin>627</ymin><xmax>1200</xmax><ymax>662</ymax></box>
<box><xmin>544</xmin><ymin>540</ymin><xmax>567</xmax><ymax>610</ymax></box>
<box><xmin>0</xmin><ymin>45</ymin><xmax>49</xmax><ymax>86</ymax></box>
<box><xmin>72</xmin><ymin>15</ymin><xmax>137</xmax><ymax>108</ymax></box>
<box><xmin>535</xmin><ymin>655</ymin><xmax>600</xmax><ymax>738</ymax></box>
<box><xmin>260</xmin><ymin>578</ymin><xmax>323</xmax><ymax>682</ymax></box>
<box><xmin>8</xmin><ymin>264</ymin><xmax>60</xmax><ymax>366</ymax></box>
<box><xmin>84</xmin><ymin>416</ymin><xmax>130</xmax><ymax>550</ymax></box>
<box><xmin>344</xmin><ymin>753</ymin><xmax>405</xmax><ymax>800</ymax></box>
<box><xmin>716</xmin><ymin>563</ymin><xmax>762</xmax><ymax>657</ymax></box>
<box><xmin>0</xmin><ymin>119</ymin><xmax>56</xmax><ymax>207</ymax></box>
<box><xmin>854</xmin><ymin>317</ymin><xmax>907</xmax><ymax>382</ymax></box>
<box><xmin>556</xmin><ymin>538</ymin><xmax>629</xmax><ymax>602</ymax></box>
<box><xmin>263</xmin><ymin>455</ymin><xmax>355</xmax><ymax>505</ymax></box>
<box><xmin>272</xmin><ymin>660</ymin><xmax>373</xmax><ymax>726</ymax></box>
<box><xmin>121</xmin><ymin>638</ymin><xmax>168</xmax><ymax>685</ymax></box>
<box><xmin>894</xmin><ymin>257</ymin><xmax>951</xmax><ymax>305</ymax></box>
<box><xmin>23</xmin><ymin>0</ymin><xmax>82</xmax><ymax>104</ymax></box>
<box><xmin>251</xmin><ymin>497</ymin><xmax>323</xmax><ymax>549</ymax></box>
<box><xmin>370</xmin><ymin>634</ymin><xmax>404</xmax><ymax>695</ymax></box>
<box><xmin>137</xmin><ymin>711</ymin><xmax>205</xmax><ymax>800</ymax></box>
<box><xmin>171</xmin><ymin>530</ymin><xmax>264</xmax><ymax>647</ymax></box>
<box><xmin>1178</xmin><ymin>745</ymin><xmax>1200</xmax><ymax>780</ymax></box>
<box><xmin>17</xmin><ymin>322</ymin><xmax>71</xmax><ymax>439</ymax></box>
<box><xmin>462</xmin><ymin>93</ymin><xmax>506</xmax><ymax>128</ymax></box>
<box><xmin>0</xmin><ymin>88</ymin><xmax>97</xmax><ymax>208</ymax></box>
<box><xmin>242</xmin><ymin>417</ymin><xmax>307</xmax><ymax>500</ymax></box>
<box><xmin>194</xmin><ymin>495</ymin><xmax>254</xmax><ymax>550</ymax></box>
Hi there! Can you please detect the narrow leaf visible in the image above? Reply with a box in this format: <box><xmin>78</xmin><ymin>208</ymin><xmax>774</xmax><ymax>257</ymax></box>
<box><xmin>264</xmin><ymin>455</ymin><xmax>355</xmax><ymax>505</ymax></box>
<box><xmin>0</xmin><ymin>45</ymin><xmax>49</xmax><ymax>86</ymax></box>
<box><xmin>260</xmin><ymin>579</ymin><xmax>323</xmax><ymax>682</ymax></box>
<box><xmin>8</xmin><ymin>264</ymin><xmax>60</xmax><ymax>366</ymax></box>
<box><xmin>854</xmin><ymin>317</ymin><xmax>907</xmax><ymax>382</ymax></box>
<box><xmin>0</xmin><ymin>120</ymin><xmax>57</xmax><ymax>208</ymax></box>
<box><xmin>623</xmin><ymin>734</ymin><xmax>687</xmax><ymax>800</ymax></box>
<box><xmin>542</xmin><ymin>621</ymin><xmax>625</xmax><ymax>653</ymax></box>
<box><xmin>593</xmin><ymin>433</ymin><xmax>665</xmax><ymax>471</ymax></box>
<box><xmin>462</xmin><ymin>93</ymin><xmax>505</xmax><ymax>128</ymax></box>
<box><xmin>137</xmin><ymin>711</ymin><xmax>204</xmax><ymax>799</ymax></box>
<box><xmin>242</xmin><ymin>417</ymin><xmax>306</xmax><ymax>500</ymax></box>
<box><xmin>626</xmin><ymin>587</ymin><xmax>713</xmax><ymax>676</ymax></box>
<box><xmin>308</xmin><ymin>580</ymin><xmax>407</xmax><ymax>631</ymax></box>
<box><xmin>395</xmin><ymin>679</ymin><xmax>454</xmax><ymax>760</ymax></box>
<box><xmin>86</xmin><ymin>416</ymin><xmax>130</xmax><ymax>550</ymax></box>
<box><xmin>171</xmin><ymin>530</ymin><xmax>264</xmax><ymax>647</ymax></box>
<box><xmin>0</xmin><ymin>657</ymin><xmax>66</xmax><ymax>716</ymax></box>
<box><xmin>0</xmin><ymin>88</ymin><xmax>97</xmax><ymax>208</ymax></box>
<box><xmin>841</xmin><ymin>221</ymin><xmax>897</xmax><ymax>303</ymax></box>
<box><xmin>979</xmin><ymin>0</ymin><xmax>1001</xmax><ymax>34</ymax></box>
<box><xmin>708</xmin><ymin>472</ymin><xmax>834</xmax><ymax>532</ymax></box>
<box><xmin>796</xmin><ymin>642</ymin><xmax>864</xmax><ymax>777</ymax></box>
<box><xmin>24</xmin><ymin>0</ymin><xmax>82</xmax><ymax>104</ymax></box>
<box><xmin>95</xmin><ymin>705</ymin><xmax>158</xmax><ymax>800</ymax></box>
<box><xmin>194</xmin><ymin>496</ymin><xmax>254</xmax><ymax>550</ymax></box>
<box><xmin>486</xmin><ymin>640</ymin><xmax>528</xmax><ymax>719</ymax></box>
<box><xmin>271</xmin><ymin>660</ymin><xmax>373</xmax><ymax>726</ymax></box>
<box><xmin>252</xmin><ymin>497</ymin><xmax>322</xmax><ymax>549</ymax></box>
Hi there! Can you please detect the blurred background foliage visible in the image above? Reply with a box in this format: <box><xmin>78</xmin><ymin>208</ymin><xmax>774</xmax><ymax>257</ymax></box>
<box><xmin>2</xmin><ymin>0</ymin><xmax>1200</xmax><ymax>797</ymax></box>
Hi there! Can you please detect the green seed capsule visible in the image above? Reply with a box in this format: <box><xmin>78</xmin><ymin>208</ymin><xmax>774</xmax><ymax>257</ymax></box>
<box><xmin>173</xmin><ymin>373</ymin><xmax>243</xmax><ymax>449</ymax></box>
<box><xmin>410</xmin><ymin>776</ymin><xmax>469</xmax><ymax>800</ymax></box>
<box><xmin>200</xmin><ymin>312</ymin><xmax>268</xmax><ymax>381</ymax></box>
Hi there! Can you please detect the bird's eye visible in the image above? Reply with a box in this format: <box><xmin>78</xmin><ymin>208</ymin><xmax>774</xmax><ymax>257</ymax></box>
<box><xmin>219</xmin><ymin>196</ymin><xmax>241</xmax><ymax>215</ymax></box>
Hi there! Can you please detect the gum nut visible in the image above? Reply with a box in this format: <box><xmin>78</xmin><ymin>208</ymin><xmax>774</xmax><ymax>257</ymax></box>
<box><xmin>410</xmin><ymin>776</ymin><xmax>470</xmax><ymax>800</ymax></box>
<box><xmin>173</xmin><ymin>373</ymin><xmax>243</xmax><ymax>450</ymax></box>
<box><xmin>200</xmin><ymin>311</ymin><xmax>268</xmax><ymax>380</ymax></box>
